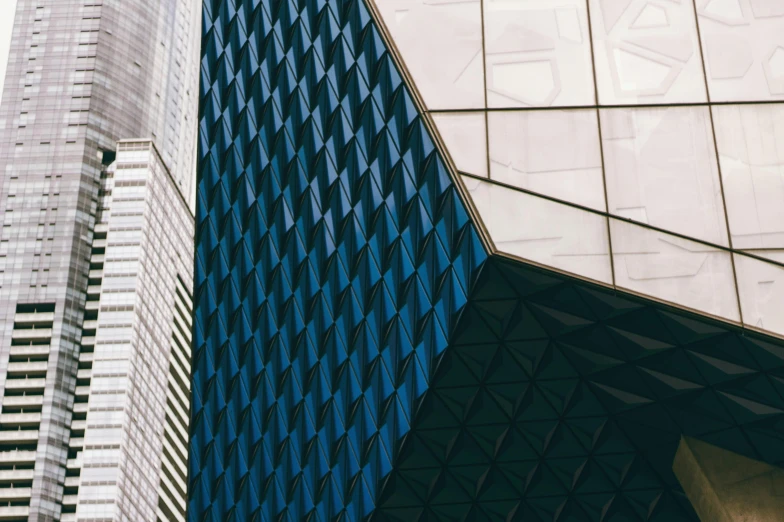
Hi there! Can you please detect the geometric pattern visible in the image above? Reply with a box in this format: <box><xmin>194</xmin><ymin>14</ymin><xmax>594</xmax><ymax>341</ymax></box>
<box><xmin>374</xmin><ymin>256</ymin><xmax>784</xmax><ymax>521</ymax></box>
<box><xmin>188</xmin><ymin>0</ymin><xmax>486</xmax><ymax>519</ymax></box>
<box><xmin>373</xmin><ymin>0</ymin><xmax>784</xmax><ymax>338</ymax></box>
<box><xmin>190</xmin><ymin>0</ymin><xmax>784</xmax><ymax>521</ymax></box>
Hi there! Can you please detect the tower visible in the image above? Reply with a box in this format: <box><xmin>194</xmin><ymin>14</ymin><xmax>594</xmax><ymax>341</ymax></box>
<box><xmin>0</xmin><ymin>0</ymin><xmax>201</xmax><ymax>520</ymax></box>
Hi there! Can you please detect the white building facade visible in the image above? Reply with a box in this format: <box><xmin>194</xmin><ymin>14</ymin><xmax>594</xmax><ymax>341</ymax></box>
<box><xmin>372</xmin><ymin>0</ymin><xmax>784</xmax><ymax>339</ymax></box>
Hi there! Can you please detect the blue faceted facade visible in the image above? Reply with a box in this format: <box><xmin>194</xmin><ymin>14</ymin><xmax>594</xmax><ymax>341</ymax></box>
<box><xmin>189</xmin><ymin>0</ymin><xmax>784</xmax><ymax>520</ymax></box>
<box><xmin>189</xmin><ymin>0</ymin><xmax>485</xmax><ymax>519</ymax></box>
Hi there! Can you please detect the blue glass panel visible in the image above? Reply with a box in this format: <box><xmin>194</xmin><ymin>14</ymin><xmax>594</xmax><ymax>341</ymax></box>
<box><xmin>190</xmin><ymin>0</ymin><xmax>487</xmax><ymax>519</ymax></box>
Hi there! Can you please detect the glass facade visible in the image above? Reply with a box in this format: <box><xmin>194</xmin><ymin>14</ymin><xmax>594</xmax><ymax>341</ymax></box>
<box><xmin>0</xmin><ymin>0</ymin><xmax>200</xmax><ymax>520</ymax></box>
<box><xmin>190</xmin><ymin>0</ymin><xmax>784</xmax><ymax>521</ymax></box>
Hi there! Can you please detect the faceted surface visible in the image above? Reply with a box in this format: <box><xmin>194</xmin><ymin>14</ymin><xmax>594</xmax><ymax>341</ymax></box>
<box><xmin>191</xmin><ymin>0</ymin><xmax>784</xmax><ymax>521</ymax></box>
<box><xmin>375</xmin><ymin>257</ymin><xmax>784</xmax><ymax>522</ymax></box>
<box><xmin>189</xmin><ymin>1</ymin><xmax>486</xmax><ymax>520</ymax></box>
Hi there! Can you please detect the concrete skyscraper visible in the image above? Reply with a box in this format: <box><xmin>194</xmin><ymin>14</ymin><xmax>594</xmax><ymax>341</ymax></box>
<box><xmin>0</xmin><ymin>0</ymin><xmax>200</xmax><ymax>520</ymax></box>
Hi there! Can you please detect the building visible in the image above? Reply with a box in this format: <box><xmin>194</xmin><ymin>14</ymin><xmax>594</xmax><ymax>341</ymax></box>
<box><xmin>189</xmin><ymin>0</ymin><xmax>784</xmax><ymax>521</ymax></box>
<box><xmin>0</xmin><ymin>0</ymin><xmax>200</xmax><ymax>520</ymax></box>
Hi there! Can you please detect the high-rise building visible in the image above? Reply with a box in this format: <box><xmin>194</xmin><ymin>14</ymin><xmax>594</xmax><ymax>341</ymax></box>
<box><xmin>0</xmin><ymin>1</ymin><xmax>200</xmax><ymax>521</ymax></box>
<box><xmin>189</xmin><ymin>0</ymin><xmax>784</xmax><ymax>521</ymax></box>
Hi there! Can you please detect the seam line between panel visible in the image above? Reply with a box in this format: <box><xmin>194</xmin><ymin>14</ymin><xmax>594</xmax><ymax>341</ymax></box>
<box><xmin>459</xmin><ymin>171</ymin><xmax>784</xmax><ymax>272</ymax></box>
<box><xmin>689</xmin><ymin>0</ymin><xmax>744</xmax><ymax>325</ymax></box>
<box><xmin>584</xmin><ymin>0</ymin><xmax>615</xmax><ymax>288</ymax></box>
<box><xmin>428</xmin><ymin>99</ymin><xmax>784</xmax><ymax>113</ymax></box>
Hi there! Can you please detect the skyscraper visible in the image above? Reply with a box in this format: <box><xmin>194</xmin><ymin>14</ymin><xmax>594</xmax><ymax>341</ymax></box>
<box><xmin>190</xmin><ymin>0</ymin><xmax>784</xmax><ymax>521</ymax></box>
<box><xmin>0</xmin><ymin>1</ymin><xmax>200</xmax><ymax>520</ymax></box>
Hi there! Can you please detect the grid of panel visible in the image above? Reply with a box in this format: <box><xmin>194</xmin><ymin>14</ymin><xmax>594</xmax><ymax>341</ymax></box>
<box><xmin>373</xmin><ymin>0</ymin><xmax>784</xmax><ymax>337</ymax></box>
<box><xmin>0</xmin><ymin>0</ymin><xmax>201</xmax><ymax>517</ymax></box>
<box><xmin>374</xmin><ymin>255</ymin><xmax>784</xmax><ymax>522</ymax></box>
<box><xmin>189</xmin><ymin>0</ymin><xmax>487</xmax><ymax>520</ymax></box>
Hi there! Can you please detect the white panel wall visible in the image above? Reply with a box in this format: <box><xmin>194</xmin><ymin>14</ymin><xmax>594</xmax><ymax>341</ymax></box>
<box><xmin>373</xmin><ymin>0</ymin><xmax>784</xmax><ymax>337</ymax></box>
